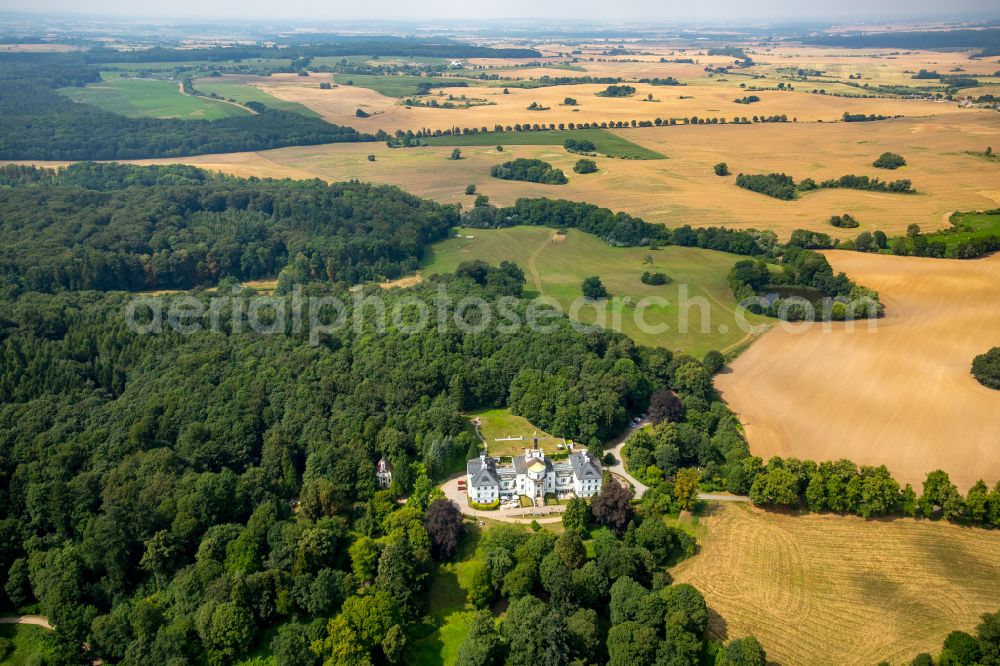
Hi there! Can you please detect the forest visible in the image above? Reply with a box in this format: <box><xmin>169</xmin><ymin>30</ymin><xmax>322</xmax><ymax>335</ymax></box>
<box><xmin>0</xmin><ymin>264</ymin><xmax>669</xmax><ymax>663</ymax></box>
<box><xmin>0</xmin><ymin>59</ymin><xmax>373</xmax><ymax>160</ymax></box>
<box><xmin>0</xmin><ymin>163</ymin><xmax>455</xmax><ymax>293</ymax></box>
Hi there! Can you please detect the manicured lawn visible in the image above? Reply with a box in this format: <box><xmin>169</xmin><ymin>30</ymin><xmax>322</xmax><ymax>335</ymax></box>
<box><xmin>467</xmin><ymin>407</ymin><xmax>560</xmax><ymax>456</ymax></box>
<box><xmin>422</xmin><ymin>128</ymin><xmax>666</xmax><ymax>160</ymax></box>
<box><xmin>193</xmin><ymin>78</ymin><xmax>321</xmax><ymax>117</ymax></box>
<box><xmin>422</xmin><ymin>226</ymin><xmax>769</xmax><ymax>358</ymax></box>
<box><xmin>0</xmin><ymin>623</ymin><xmax>56</xmax><ymax>666</ymax></box>
<box><xmin>406</xmin><ymin>523</ymin><xmax>486</xmax><ymax>666</ymax></box>
<box><xmin>922</xmin><ymin>210</ymin><xmax>1000</xmax><ymax>249</ymax></box>
<box><xmin>59</xmin><ymin>76</ymin><xmax>249</xmax><ymax>120</ymax></box>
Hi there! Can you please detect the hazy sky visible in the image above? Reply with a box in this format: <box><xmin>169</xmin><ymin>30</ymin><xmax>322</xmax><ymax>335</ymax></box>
<box><xmin>1</xmin><ymin>0</ymin><xmax>997</xmax><ymax>22</ymax></box>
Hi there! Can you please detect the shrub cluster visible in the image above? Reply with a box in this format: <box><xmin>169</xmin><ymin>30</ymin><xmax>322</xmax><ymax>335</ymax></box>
<box><xmin>490</xmin><ymin>158</ymin><xmax>568</xmax><ymax>184</ymax></box>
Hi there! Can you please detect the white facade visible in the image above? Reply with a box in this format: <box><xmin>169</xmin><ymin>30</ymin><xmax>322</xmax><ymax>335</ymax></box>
<box><xmin>466</xmin><ymin>446</ymin><xmax>602</xmax><ymax>504</ymax></box>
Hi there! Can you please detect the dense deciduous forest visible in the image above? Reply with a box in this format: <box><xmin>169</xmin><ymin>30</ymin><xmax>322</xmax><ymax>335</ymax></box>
<box><xmin>0</xmin><ymin>59</ymin><xmax>374</xmax><ymax>160</ymax></box>
<box><xmin>0</xmin><ymin>163</ymin><xmax>455</xmax><ymax>293</ymax></box>
<box><xmin>0</xmin><ymin>268</ymin><xmax>663</xmax><ymax>662</ymax></box>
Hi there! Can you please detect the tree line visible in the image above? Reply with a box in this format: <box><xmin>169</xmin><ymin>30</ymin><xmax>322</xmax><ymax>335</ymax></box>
<box><xmin>0</xmin><ymin>58</ymin><xmax>375</xmax><ymax>161</ymax></box>
<box><xmin>0</xmin><ymin>163</ymin><xmax>456</xmax><ymax>293</ymax></box>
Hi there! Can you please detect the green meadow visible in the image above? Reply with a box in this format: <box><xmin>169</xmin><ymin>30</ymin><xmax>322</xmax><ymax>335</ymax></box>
<box><xmin>333</xmin><ymin>73</ymin><xmax>479</xmax><ymax>97</ymax></box>
<box><xmin>0</xmin><ymin>623</ymin><xmax>56</xmax><ymax>665</ymax></box>
<box><xmin>422</xmin><ymin>128</ymin><xmax>665</xmax><ymax>159</ymax></box>
<box><xmin>924</xmin><ymin>210</ymin><xmax>1000</xmax><ymax>249</ymax></box>
<box><xmin>422</xmin><ymin>226</ymin><xmax>768</xmax><ymax>358</ymax></box>
<box><xmin>193</xmin><ymin>78</ymin><xmax>321</xmax><ymax>117</ymax></box>
<box><xmin>60</xmin><ymin>76</ymin><xmax>249</xmax><ymax>120</ymax></box>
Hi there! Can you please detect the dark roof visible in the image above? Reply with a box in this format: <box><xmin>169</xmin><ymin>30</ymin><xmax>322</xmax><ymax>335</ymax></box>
<box><xmin>377</xmin><ymin>458</ymin><xmax>393</xmax><ymax>473</ymax></box>
<box><xmin>467</xmin><ymin>456</ymin><xmax>500</xmax><ymax>487</ymax></box>
<box><xmin>568</xmin><ymin>452</ymin><xmax>602</xmax><ymax>480</ymax></box>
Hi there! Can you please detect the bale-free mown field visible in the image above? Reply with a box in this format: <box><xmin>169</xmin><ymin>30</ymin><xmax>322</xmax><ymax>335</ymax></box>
<box><xmin>59</xmin><ymin>75</ymin><xmax>250</xmax><ymax>120</ymax></box>
<box><xmin>422</xmin><ymin>226</ymin><xmax>769</xmax><ymax>358</ymax></box>
<box><xmin>717</xmin><ymin>250</ymin><xmax>1000</xmax><ymax>492</ymax></box>
<box><xmin>671</xmin><ymin>502</ymin><xmax>1000</xmax><ymax>666</ymax></box>
<box><xmin>29</xmin><ymin>110</ymin><xmax>996</xmax><ymax>242</ymax></box>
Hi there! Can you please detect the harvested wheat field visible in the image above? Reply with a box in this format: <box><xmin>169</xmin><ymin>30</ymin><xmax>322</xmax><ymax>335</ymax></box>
<box><xmin>671</xmin><ymin>502</ymin><xmax>1000</xmax><ymax>666</ymax></box>
<box><xmin>717</xmin><ymin>250</ymin><xmax>1000</xmax><ymax>492</ymax></box>
<box><xmin>245</xmin><ymin>72</ymin><xmax>972</xmax><ymax>134</ymax></box>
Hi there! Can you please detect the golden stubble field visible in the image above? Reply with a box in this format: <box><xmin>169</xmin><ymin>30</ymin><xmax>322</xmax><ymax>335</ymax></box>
<box><xmin>242</xmin><ymin>72</ymin><xmax>972</xmax><ymax>133</ymax></box>
<box><xmin>24</xmin><ymin>110</ymin><xmax>996</xmax><ymax>241</ymax></box>
<box><xmin>716</xmin><ymin>250</ymin><xmax>1000</xmax><ymax>492</ymax></box>
<box><xmin>672</xmin><ymin>502</ymin><xmax>1000</xmax><ymax>666</ymax></box>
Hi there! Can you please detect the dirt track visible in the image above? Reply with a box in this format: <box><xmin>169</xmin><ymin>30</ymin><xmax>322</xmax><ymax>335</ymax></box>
<box><xmin>717</xmin><ymin>251</ymin><xmax>1000</xmax><ymax>491</ymax></box>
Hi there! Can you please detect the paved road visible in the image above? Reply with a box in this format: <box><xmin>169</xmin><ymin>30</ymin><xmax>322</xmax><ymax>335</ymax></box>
<box><xmin>604</xmin><ymin>419</ymin><xmax>651</xmax><ymax>498</ymax></box>
<box><xmin>439</xmin><ymin>419</ymin><xmax>749</xmax><ymax>524</ymax></box>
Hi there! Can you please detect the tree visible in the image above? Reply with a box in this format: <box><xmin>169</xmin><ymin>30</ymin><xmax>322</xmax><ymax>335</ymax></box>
<box><xmin>581</xmin><ymin>276</ymin><xmax>608</xmax><ymax>300</ymax></box>
<box><xmin>566</xmin><ymin>608</ymin><xmax>601</xmax><ymax>663</ymax></box>
<box><xmin>467</xmin><ymin>563</ymin><xmax>496</xmax><ymax>609</ymax></box>
<box><xmin>648</xmin><ymin>390</ymin><xmax>683</xmax><ymax>425</ymax></box>
<box><xmin>940</xmin><ymin>630</ymin><xmax>981</xmax><ymax>665</ymax></box>
<box><xmin>425</xmin><ymin>499</ymin><xmax>465</xmax><ymax>561</ymax></box>
<box><xmin>714</xmin><ymin>162</ymin><xmax>730</xmax><ymax>176</ymax></box>
<box><xmin>607</xmin><ymin>621</ymin><xmax>658</xmax><ymax>666</ymax></box>
<box><xmin>450</xmin><ymin>148</ymin><xmax>462</xmax><ymax>160</ymax></box>
<box><xmin>456</xmin><ymin>611</ymin><xmax>502</xmax><ymax>666</ymax></box>
<box><xmin>503</xmin><ymin>596</ymin><xmax>550</xmax><ymax>666</ymax></box>
<box><xmin>465</xmin><ymin>183</ymin><xmax>476</xmax><ymax>195</ymax></box>
<box><xmin>355</xmin><ymin>108</ymin><xmax>369</xmax><ymax>118</ymax></box>
<box><xmin>977</xmin><ymin>609</ymin><xmax>1000</xmax><ymax>664</ymax></box>
<box><xmin>716</xmin><ymin>636</ymin><xmax>767</xmax><ymax>666</ymax></box>
<box><xmin>555</xmin><ymin>532</ymin><xmax>587</xmax><ymax>569</ymax></box>
<box><xmin>702</xmin><ymin>350</ymin><xmax>725</xmax><ymax>374</ymax></box>
<box><xmin>661</xmin><ymin>583</ymin><xmax>708</xmax><ymax>636</ymax></box>
<box><xmin>562</xmin><ymin>497</ymin><xmax>591</xmax><ymax>537</ymax></box>
<box><xmin>349</xmin><ymin>536</ymin><xmax>379</xmax><ymax>583</ymax></box>
<box><xmin>873</xmin><ymin>152</ymin><xmax>906</xmax><ymax>169</ymax></box>
<box><xmin>574</xmin><ymin>159</ymin><xmax>598</xmax><ymax>174</ymax></box>
<box><xmin>972</xmin><ymin>348</ymin><xmax>1000</xmax><ymax>390</ymax></box>
<box><xmin>907</xmin><ymin>223</ymin><xmax>922</xmax><ymax>238</ymax></box>
<box><xmin>674</xmin><ymin>468</ymin><xmax>701</xmax><ymax>511</ymax></box>
<box><xmin>271</xmin><ymin>622</ymin><xmax>318</xmax><ymax>666</ymax></box>
<box><xmin>591</xmin><ymin>479</ymin><xmax>634</xmax><ymax>535</ymax></box>
<box><xmin>749</xmin><ymin>466</ymin><xmax>800</xmax><ymax>507</ymax></box>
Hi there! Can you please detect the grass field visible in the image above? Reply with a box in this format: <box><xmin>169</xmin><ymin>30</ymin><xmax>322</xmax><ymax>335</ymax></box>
<box><xmin>467</xmin><ymin>407</ymin><xmax>561</xmax><ymax>456</ymax></box>
<box><xmin>332</xmin><ymin>73</ymin><xmax>481</xmax><ymax>98</ymax></box>
<box><xmin>422</xmin><ymin>128</ymin><xmax>665</xmax><ymax>159</ymax></box>
<box><xmin>60</xmin><ymin>76</ymin><xmax>249</xmax><ymax>120</ymax></box>
<box><xmin>193</xmin><ymin>77</ymin><xmax>320</xmax><ymax>117</ymax></box>
<box><xmin>406</xmin><ymin>522</ymin><xmax>489</xmax><ymax>666</ymax></box>
<box><xmin>717</xmin><ymin>250</ymin><xmax>1000</xmax><ymax>492</ymax></box>
<box><xmin>671</xmin><ymin>502</ymin><xmax>1000</xmax><ymax>666</ymax></box>
<box><xmin>422</xmin><ymin>226</ymin><xmax>769</xmax><ymax>358</ymax></box>
<box><xmin>923</xmin><ymin>210</ymin><xmax>1000</xmax><ymax>249</ymax></box>
<box><xmin>0</xmin><ymin>623</ymin><xmax>56</xmax><ymax>665</ymax></box>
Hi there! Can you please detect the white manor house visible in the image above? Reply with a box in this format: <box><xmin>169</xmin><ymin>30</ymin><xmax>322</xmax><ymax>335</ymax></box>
<box><xmin>466</xmin><ymin>443</ymin><xmax>603</xmax><ymax>505</ymax></box>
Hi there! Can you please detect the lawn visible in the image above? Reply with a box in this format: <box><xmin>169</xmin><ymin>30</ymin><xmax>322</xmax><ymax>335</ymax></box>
<box><xmin>671</xmin><ymin>502</ymin><xmax>1000</xmax><ymax>666</ymax></box>
<box><xmin>406</xmin><ymin>522</ymin><xmax>489</xmax><ymax>666</ymax></box>
<box><xmin>333</xmin><ymin>74</ymin><xmax>481</xmax><ymax>98</ymax></box>
<box><xmin>193</xmin><ymin>78</ymin><xmax>321</xmax><ymax>117</ymax></box>
<box><xmin>422</xmin><ymin>128</ymin><xmax>665</xmax><ymax>160</ymax></box>
<box><xmin>422</xmin><ymin>226</ymin><xmax>769</xmax><ymax>358</ymax></box>
<box><xmin>0</xmin><ymin>623</ymin><xmax>56</xmax><ymax>665</ymax></box>
<box><xmin>59</xmin><ymin>76</ymin><xmax>249</xmax><ymax>120</ymax></box>
<box><xmin>922</xmin><ymin>210</ymin><xmax>1000</xmax><ymax>249</ymax></box>
<box><xmin>467</xmin><ymin>407</ymin><xmax>561</xmax><ymax>456</ymax></box>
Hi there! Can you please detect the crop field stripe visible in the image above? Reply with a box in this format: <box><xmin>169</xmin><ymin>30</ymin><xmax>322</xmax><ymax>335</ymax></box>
<box><xmin>422</xmin><ymin>128</ymin><xmax>666</xmax><ymax>159</ymax></box>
